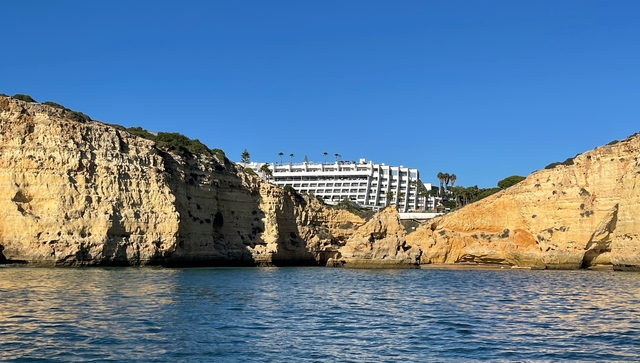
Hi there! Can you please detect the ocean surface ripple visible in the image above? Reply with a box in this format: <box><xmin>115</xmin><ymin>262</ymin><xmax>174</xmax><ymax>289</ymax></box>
<box><xmin>1</xmin><ymin>267</ymin><xmax>640</xmax><ymax>362</ymax></box>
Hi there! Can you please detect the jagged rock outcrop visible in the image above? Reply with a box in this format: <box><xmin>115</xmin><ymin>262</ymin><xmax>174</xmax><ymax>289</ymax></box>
<box><xmin>408</xmin><ymin>133</ymin><xmax>640</xmax><ymax>270</ymax></box>
<box><xmin>6</xmin><ymin>95</ymin><xmax>640</xmax><ymax>270</ymax></box>
<box><xmin>331</xmin><ymin>206</ymin><xmax>421</xmax><ymax>268</ymax></box>
<box><xmin>0</xmin><ymin>96</ymin><xmax>382</xmax><ymax>267</ymax></box>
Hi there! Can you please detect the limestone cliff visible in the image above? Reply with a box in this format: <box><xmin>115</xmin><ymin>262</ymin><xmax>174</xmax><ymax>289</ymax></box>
<box><xmin>408</xmin><ymin>133</ymin><xmax>640</xmax><ymax>270</ymax></box>
<box><xmin>0</xmin><ymin>96</ymin><xmax>374</xmax><ymax>267</ymax></box>
<box><xmin>8</xmin><ymin>94</ymin><xmax>639</xmax><ymax>270</ymax></box>
<box><xmin>331</xmin><ymin>206</ymin><xmax>421</xmax><ymax>268</ymax></box>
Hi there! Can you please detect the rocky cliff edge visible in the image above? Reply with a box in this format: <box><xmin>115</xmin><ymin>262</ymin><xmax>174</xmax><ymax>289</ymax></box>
<box><xmin>408</xmin><ymin>133</ymin><xmax>640</xmax><ymax>270</ymax></box>
<box><xmin>0</xmin><ymin>96</ymin><xmax>416</xmax><ymax>267</ymax></box>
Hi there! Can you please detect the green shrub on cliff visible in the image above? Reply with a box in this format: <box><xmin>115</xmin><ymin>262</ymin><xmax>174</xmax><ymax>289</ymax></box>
<box><xmin>66</xmin><ymin>110</ymin><xmax>91</xmax><ymax>123</ymax></box>
<box><xmin>545</xmin><ymin>157</ymin><xmax>575</xmax><ymax>169</ymax></box>
<box><xmin>497</xmin><ymin>175</ymin><xmax>525</xmax><ymax>189</ymax></box>
<box><xmin>211</xmin><ymin>148</ymin><xmax>227</xmax><ymax>163</ymax></box>
<box><xmin>13</xmin><ymin>94</ymin><xmax>37</xmax><ymax>103</ymax></box>
<box><xmin>472</xmin><ymin>187</ymin><xmax>501</xmax><ymax>202</ymax></box>
<box><xmin>126</xmin><ymin>127</ymin><xmax>218</xmax><ymax>157</ymax></box>
<box><xmin>42</xmin><ymin>101</ymin><xmax>65</xmax><ymax>109</ymax></box>
<box><xmin>155</xmin><ymin>132</ymin><xmax>211</xmax><ymax>156</ymax></box>
<box><xmin>127</xmin><ymin>126</ymin><xmax>157</xmax><ymax>141</ymax></box>
<box><xmin>41</xmin><ymin>100</ymin><xmax>92</xmax><ymax>122</ymax></box>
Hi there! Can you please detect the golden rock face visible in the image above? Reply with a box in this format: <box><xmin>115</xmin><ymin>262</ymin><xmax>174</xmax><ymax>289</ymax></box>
<box><xmin>408</xmin><ymin>134</ymin><xmax>640</xmax><ymax>270</ymax></box>
<box><xmin>0</xmin><ymin>97</ymin><xmax>180</xmax><ymax>266</ymax></box>
<box><xmin>3</xmin><ymin>95</ymin><xmax>639</xmax><ymax>270</ymax></box>
<box><xmin>0</xmin><ymin>96</ymin><xmax>410</xmax><ymax>267</ymax></box>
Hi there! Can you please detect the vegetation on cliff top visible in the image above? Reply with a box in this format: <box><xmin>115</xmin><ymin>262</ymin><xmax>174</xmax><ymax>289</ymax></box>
<box><xmin>445</xmin><ymin>174</ymin><xmax>525</xmax><ymax>210</ymax></box>
<box><xmin>497</xmin><ymin>175</ymin><xmax>526</xmax><ymax>189</ymax></box>
<box><xmin>126</xmin><ymin>126</ymin><xmax>226</xmax><ymax>160</ymax></box>
<box><xmin>4</xmin><ymin>94</ymin><xmax>93</xmax><ymax>123</ymax></box>
<box><xmin>330</xmin><ymin>197</ymin><xmax>376</xmax><ymax>220</ymax></box>
<box><xmin>11</xmin><ymin>94</ymin><xmax>37</xmax><ymax>103</ymax></box>
<box><xmin>544</xmin><ymin>157</ymin><xmax>575</xmax><ymax>170</ymax></box>
<box><xmin>41</xmin><ymin>100</ymin><xmax>92</xmax><ymax>123</ymax></box>
<box><xmin>1</xmin><ymin>94</ymin><xmax>226</xmax><ymax>162</ymax></box>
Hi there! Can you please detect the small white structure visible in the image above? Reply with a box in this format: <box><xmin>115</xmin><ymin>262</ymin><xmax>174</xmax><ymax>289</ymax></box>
<box><xmin>242</xmin><ymin>158</ymin><xmax>435</xmax><ymax>212</ymax></box>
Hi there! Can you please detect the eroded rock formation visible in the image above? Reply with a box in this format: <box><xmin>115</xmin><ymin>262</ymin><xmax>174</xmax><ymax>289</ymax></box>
<box><xmin>4</xmin><ymin>95</ymin><xmax>640</xmax><ymax>270</ymax></box>
<box><xmin>408</xmin><ymin>133</ymin><xmax>640</xmax><ymax>270</ymax></box>
<box><xmin>0</xmin><ymin>96</ymin><xmax>407</xmax><ymax>267</ymax></box>
<box><xmin>333</xmin><ymin>206</ymin><xmax>420</xmax><ymax>268</ymax></box>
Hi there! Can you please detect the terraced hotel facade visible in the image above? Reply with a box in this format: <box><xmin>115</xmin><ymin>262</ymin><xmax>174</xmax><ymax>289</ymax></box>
<box><xmin>244</xmin><ymin>159</ymin><xmax>433</xmax><ymax>212</ymax></box>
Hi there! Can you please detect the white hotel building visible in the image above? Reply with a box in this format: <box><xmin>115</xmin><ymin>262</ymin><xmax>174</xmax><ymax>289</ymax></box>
<box><xmin>242</xmin><ymin>158</ymin><xmax>433</xmax><ymax>212</ymax></box>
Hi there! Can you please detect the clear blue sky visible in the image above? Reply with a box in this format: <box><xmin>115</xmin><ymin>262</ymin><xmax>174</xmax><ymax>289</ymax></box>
<box><xmin>3</xmin><ymin>1</ymin><xmax>639</xmax><ymax>188</ymax></box>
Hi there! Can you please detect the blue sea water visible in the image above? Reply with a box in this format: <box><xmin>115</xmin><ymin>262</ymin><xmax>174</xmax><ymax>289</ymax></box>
<box><xmin>1</xmin><ymin>267</ymin><xmax>640</xmax><ymax>362</ymax></box>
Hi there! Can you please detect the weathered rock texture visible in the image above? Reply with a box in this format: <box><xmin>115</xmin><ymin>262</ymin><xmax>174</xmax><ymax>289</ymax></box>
<box><xmin>5</xmin><ymin>95</ymin><xmax>640</xmax><ymax>270</ymax></box>
<box><xmin>334</xmin><ymin>207</ymin><xmax>421</xmax><ymax>268</ymax></box>
<box><xmin>0</xmin><ymin>96</ymin><xmax>411</xmax><ymax>267</ymax></box>
<box><xmin>408</xmin><ymin>133</ymin><xmax>640</xmax><ymax>270</ymax></box>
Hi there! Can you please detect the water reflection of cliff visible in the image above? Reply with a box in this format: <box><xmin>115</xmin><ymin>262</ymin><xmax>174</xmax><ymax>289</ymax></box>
<box><xmin>2</xmin><ymin>268</ymin><xmax>640</xmax><ymax>362</ymax></box>
<box><xmin>0</xmin><ymin>268</ymin><xmax>181</xmax><ymax>361</ymax></box>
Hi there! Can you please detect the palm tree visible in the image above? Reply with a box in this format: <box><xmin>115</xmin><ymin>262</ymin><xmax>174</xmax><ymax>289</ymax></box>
<box><xmin>289</xmin><ymin>153</ymin><xmax>294</xmax><ymax>165</ymax></box>
<box><xmin>323</xmin><ymin>152</ymin><xmax>328</xmax><ymax>164</ymax></box>
<box><xmin>419</xmin><ymin>187</ymin><xmax>428</xmax><ymax>211</ymax></box>
<box><xmin>278</xmin><ymin>152</ymin><xmax>283</xmax><ymax>166</ymax></box>
<box><xmin>443</xmin><ymin>173</ymin><xmax>451</xmax><ymax>190</ymax></box>
<box><xmin>437</xmin><ymin>172</ymin><xmax>445</xmax><ymax>197</ymax></box>
<box><xmin>334</xmin><ymin>153</ymin><xmax>341</xmax><ymax>162</ymax></box>
<box><xmin>260</xmin><ymin>164</ymin><xmax>272</xmax><ymax>181</ymax></box>
<box><xmin>385</xmin><ymin>191</ymin><xmax>394</xmax><ymax>206</ymax></box>
<box><xmin>450</xmin><ymin>185</ymin><xmax>464</xmax><ymax>208</ymax></box>
<box><xmin>450</xmin><ymin>174</ymin><xmax>457</xmax><ymax>187</ymax></box>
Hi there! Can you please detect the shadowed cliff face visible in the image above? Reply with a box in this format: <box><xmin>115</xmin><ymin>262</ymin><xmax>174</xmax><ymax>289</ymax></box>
<box><xmin>157</xmin><ymin>147</ymin><xmax>367</xmax><ymax>267</ymax></box>
<box><xmin>408</xmin><ymin>133</ymin><xmax>640</xmax><ymax>270</ymax></box>
<box><xmin>0</xmin><ymin>96</ymin><xmax>380</xmax><ymax>267</ymax></box>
